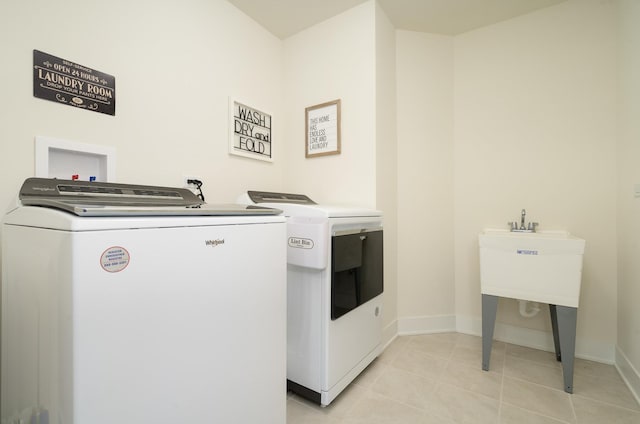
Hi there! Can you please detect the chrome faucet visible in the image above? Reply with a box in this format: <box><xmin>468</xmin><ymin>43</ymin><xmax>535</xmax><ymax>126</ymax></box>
<box><xmin>509</xmin><ymin>209</ymin><xmax>538</xmax><ymax>233</ymax></box>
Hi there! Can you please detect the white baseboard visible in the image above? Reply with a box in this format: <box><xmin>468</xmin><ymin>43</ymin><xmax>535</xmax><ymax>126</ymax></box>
<box><xmin>456</xmin><ymin>314</ymin><xmax>614</xmax><ymax>364</ymax></box>
<box><xmin>615</xmin><ymin>345</ymin><xmax>640</xmax><ymax>406</ymax></box>
<box><xmin>392</xmin><ymin>314</ymin><xmax>614</xmax><ymax>364</ymax></box>
<box><xmin>397</xmin><ymin>314</ymin><xmax>456</xmax><ymax>335</ymax></box>
<box><xmin>456</xmin><ymin>314</ymin><xmax>555</xmax><ymax>352</ymax></box>
<box><xmin>382</xmin><ymin>319</ymin><xmax>398</xmax><ymax>350</ymax></box>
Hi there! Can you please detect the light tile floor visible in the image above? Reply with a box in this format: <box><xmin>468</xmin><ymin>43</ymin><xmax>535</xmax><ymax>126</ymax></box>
<box><xmin>287</xmin><ymin>333</ymin><xmax>640</xmax><ymax>424</ymax></box>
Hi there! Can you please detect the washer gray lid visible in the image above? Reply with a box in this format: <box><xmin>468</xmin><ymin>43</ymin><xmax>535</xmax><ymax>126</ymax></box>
<box><xmin>18</xmin><ymin>178</ymin><xmax>281</xmax><ymax>216</ymax></box>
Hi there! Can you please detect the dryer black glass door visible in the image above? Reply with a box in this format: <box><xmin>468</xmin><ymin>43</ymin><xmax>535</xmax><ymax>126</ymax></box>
<box><xmin>331</xmin><ymin>229</ymin><xmax>383</xmax><ymax>320</ymax></box>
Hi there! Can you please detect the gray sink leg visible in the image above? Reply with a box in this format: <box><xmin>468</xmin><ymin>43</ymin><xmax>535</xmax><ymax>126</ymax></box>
<box><xmin>481</xmin><ymin>294</ymin><xmax>499</xmax><ymax>371</ymax></box>
<box><xmin>556</xmin><ymin>305</ymin><xmax>578</xmax><ymax>394</ymax></box>
<box><xmin>549</xmin><ymin>304</ymin><xmax>562</xmax><ymax>361</ymax></box>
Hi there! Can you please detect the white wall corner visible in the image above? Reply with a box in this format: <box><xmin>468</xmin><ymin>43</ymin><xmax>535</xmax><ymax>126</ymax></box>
<box><xmin>616</xmin><ymin>345</ymin><xmax>640</xmax><ymax>406</ymax></box>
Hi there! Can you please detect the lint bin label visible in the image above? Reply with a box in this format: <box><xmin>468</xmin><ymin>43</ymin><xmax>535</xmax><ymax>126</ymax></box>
<box><xmin>288</xmin><ymin>237</ymin><xmax>314</xmax><ymax>249</ymax></box>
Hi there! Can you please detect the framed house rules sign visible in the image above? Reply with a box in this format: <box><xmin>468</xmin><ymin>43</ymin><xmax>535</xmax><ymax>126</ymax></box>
<box><xmin>305</xmin><ymin>99</ymin><xmax>341</xmax><ymax>158</ymax></box>
<box><xmin>229</xmin><ymin>98</ymin><xmax>273</xmax><ymax>162</ymax></box>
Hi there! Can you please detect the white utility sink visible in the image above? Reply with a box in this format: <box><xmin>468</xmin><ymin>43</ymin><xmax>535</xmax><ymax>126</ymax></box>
<box><xmin>479</xmin><ymin>229</ymin><xmax>586</xmax><ymax>307</ymax></box>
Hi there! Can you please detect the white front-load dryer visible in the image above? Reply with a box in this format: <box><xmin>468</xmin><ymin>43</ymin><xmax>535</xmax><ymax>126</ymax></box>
<box><xmin>239</xmin><ymin>191</ymin><xmax>383</xmax><ymax>406</ymax></box>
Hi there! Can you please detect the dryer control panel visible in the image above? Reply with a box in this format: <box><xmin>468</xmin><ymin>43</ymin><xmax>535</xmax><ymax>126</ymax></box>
<box><xmin>247</xmin><ymin>190</ymin><xmax>316</xmax><ymax>205</ymax></box>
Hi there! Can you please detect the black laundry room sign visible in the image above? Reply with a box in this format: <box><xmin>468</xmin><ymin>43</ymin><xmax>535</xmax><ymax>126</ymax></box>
<box><xmin>33</xmin><ymin>49</ymin><xmax>116</xmax><ymax>116</ymax></box>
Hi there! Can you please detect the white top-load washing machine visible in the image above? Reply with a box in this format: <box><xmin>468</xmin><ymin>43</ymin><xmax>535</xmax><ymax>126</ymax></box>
<box><xmin>2</xmin><ymin>178</ymin><xmax>287</xmax><ymax>424</ymax></box>
<box><xmin>239</xmin><ymin>191</ymin><xmax>383</xmax><ymax>406</ymax></box>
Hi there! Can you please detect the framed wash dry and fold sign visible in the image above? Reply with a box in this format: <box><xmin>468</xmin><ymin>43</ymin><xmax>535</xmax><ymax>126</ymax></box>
<box><xmin>229</xmin><ymin>98</ymin><xmax>273</xmax><ymax>162</ymax></box>
<box><xmin>305</xmin><ymin>99</ymin><xmax>341</xmax><ymax>158</ymax></box>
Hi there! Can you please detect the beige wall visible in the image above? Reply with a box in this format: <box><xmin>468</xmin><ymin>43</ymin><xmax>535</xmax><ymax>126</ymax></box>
<box><xmin>0</xmin><ymin>0</ymin><xmax>398</xmax><ymax>349</ymax></box>
<box><xmin>453</xmin><ymin>0</ymin><xmax>617</xmax><ymax>361</ymax></box>
<box><xmin>0</xmin><ymin>0</ymin><xmax>286</xmax><ymax>208</ymax></box>
<box><xmin>1</xmin><ymin>0</ymin><xmax>636</xmax><ymax>386</ymax></box>
<box><xmin>282</xmin><ymin>2</ymin><xmax>377</xmax><ymax>208</ymax></box>
<box><xmin>616</xmin><ymin>0</ymin><xmax>640</xmax><ymax>399</ymax></box>
<box><xmin>396</xmin><ymin>31</ymin><xmax>455</xmax><ymax>332</ymax></box>
<box><xmin>396</xmin><ymin>0</ymin><xmax>618</xmax><ymax>362</ymax></box>
<box><xmin>282</xmin><ymin>1</ymin><xmax>398</xmax><ymax>338</ymax></box>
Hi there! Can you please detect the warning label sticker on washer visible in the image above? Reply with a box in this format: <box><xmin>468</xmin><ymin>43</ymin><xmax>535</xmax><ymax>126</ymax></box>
<box><xmin>100</xmin><ymin>246</ymin><xmax>130</xmax><ymax>272</ymax></box>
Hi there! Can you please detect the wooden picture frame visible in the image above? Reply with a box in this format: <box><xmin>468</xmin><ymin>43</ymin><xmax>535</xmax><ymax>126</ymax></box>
<box><xmin>305</xmin><ymin>99</ymin><xmax>341</xmax><ymax>158</ymax></box>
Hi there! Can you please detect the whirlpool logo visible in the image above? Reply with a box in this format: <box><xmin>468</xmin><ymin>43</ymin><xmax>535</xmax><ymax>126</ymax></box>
<box><xmin>517</xmin><ymin>249</ymin><xmax>538</xmax><ymax>255</ymax></box>
<box><xmin>205</xmin><ymin>239</ymin><xmax>225</xmax><ymax>247</ymax></box>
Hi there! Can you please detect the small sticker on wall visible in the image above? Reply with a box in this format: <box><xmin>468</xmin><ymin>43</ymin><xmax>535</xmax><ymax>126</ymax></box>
<box><xmin>100</xmin><ymin>246</ymin><xmax>130</xmax><ymax>272</ymax></box>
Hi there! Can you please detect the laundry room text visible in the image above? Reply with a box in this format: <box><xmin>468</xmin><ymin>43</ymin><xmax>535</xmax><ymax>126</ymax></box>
<box><xmin>33</xmin><ymin>49</ymin><xmax>116</xmax><ymax>116</ymax></box>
